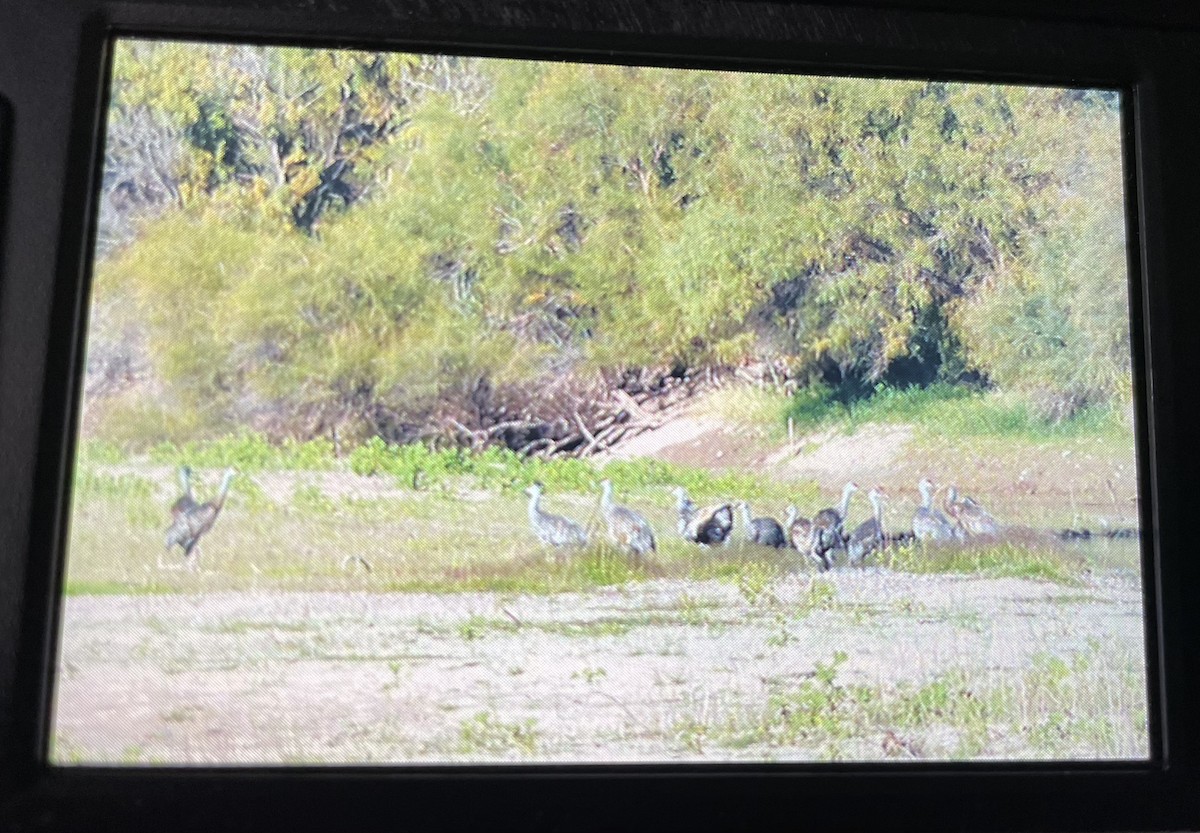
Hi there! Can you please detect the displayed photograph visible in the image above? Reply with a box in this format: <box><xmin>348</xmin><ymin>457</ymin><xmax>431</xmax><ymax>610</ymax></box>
<box><xmin>52</xmin><ymin>39</ymin><xmax>1146</xmax><ymax>764</ymax></box>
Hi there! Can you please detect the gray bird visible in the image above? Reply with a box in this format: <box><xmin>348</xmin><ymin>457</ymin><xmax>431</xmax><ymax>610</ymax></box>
<box><xmin>913</xmin><ymin>478</ymin><xmax>961</xmax><ymax>542</ymax></box>
<box><xmin>847</xmin><ymin>486</ymin><xmax>887</xmax><ymax>566</ymax></box>
<box><xmin>169</xmin><ymin>465</ymin><xmax>198</xmax><ymax>518</ymax></box>
<box><xmin>600</xmin><ymin>479</ymin><xmax>656</xmax><ymax>560</ymax></box>
<box><xmin>162</xmin><ymin>468</ymin><xmax>236</xmax><ymax>571</ymax></box>
<box><xmin>525</xmin><ymin>481</ymin><xmax>588</xmax><ymax>548</ymax></box>
<box><xmin>810</xmin><ymin>481</ymin><xmax>858</xmax><ymax>570</ymax></box>
<box><xmin>738</xmin><ymin>501</ymin><xmax>787</xmax><ymax>548</ymax></box>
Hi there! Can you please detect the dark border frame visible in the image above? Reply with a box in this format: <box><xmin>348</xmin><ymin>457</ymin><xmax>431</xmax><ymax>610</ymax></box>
<box><xmin>1</xmin><ymin>1</ymin><xmax>1198</xmax><ymax>831</ymax></box>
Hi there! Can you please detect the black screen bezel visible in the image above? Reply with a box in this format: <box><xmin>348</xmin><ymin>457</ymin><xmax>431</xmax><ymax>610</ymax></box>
<box><xmin>1</xmin><ymin>1</ymin><xmax>1197</xmax><ymax>831</ymax></box>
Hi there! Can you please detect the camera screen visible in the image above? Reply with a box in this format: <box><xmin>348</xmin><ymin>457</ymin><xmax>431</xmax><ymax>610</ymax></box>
<box><xmin>51</xmin><ymin>39</ymin><xmax>1147</xmax><ymax>764</ymax></box>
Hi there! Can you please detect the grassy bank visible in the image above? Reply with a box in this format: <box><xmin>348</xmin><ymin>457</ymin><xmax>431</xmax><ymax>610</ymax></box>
<box><xmin>785</xmin><ymin>383</ymin><xmax>1133</xmax><ymax>443</ymax></box>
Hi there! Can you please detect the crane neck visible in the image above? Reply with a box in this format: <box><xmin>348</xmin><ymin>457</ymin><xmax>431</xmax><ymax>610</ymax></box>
<box><xmin>213</xmin><ymin>472</ymin><xmax>235</xmax><ymax>510</ymax></box>
<box><xmin>600</xmin><ymin>482</ymin><xmax>614</xmax><ymax>513</ymax></box>
<box><xmin>674</xmin><ymin>490</ymin><xmax>689</xmax><ymax>513</ymax></box>
<box><xmin>839</xmin><ymin>486</ymin><xmax>855</xmax><ymax>518</ymax></box>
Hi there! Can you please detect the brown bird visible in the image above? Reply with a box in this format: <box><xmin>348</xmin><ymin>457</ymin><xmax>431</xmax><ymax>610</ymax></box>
<box><xmin>944</xmin><ymin>484</ymin><xmax>1001</xmax><ymax>537</ymax></box>
<box><xmin>162</xmin><ymin>468</ymin><xmax>236</xmax><ymax>571</ymax></box>
<box><xmin>785</xmin><ymin>505</ymin><xmax>814</xmax><ymax>554</ymax></box>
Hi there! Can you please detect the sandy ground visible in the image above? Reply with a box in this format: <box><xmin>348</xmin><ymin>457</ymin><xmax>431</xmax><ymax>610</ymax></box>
<box><xmin>53</xmin><ymin>565</ymin><xmax>1148</xmax><ymax>765</ymax></box>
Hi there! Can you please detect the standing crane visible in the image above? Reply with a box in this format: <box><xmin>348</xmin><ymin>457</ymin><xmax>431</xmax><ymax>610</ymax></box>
<box><xmin>162</xmin><ymin>468</ymin><xmax>236</xmax><ymax>571</ymax></box>
<box><xmin>672</xmin><ymin>486</ymin><xmax>698</xmax><ymax>538</ymax></box>
<box><xmin>672</xmin><ymin>486</ymin><xmax>734</xmax><ymax>546</ymax></box>
<box><xmin>847</xmin><ymin>486</ymin><xmax>887</xmax><ymax>566</ymax></box>
<box><xmin>737</xmin><ymin>502</ymin><xmax>787</xmax><ymax>548</ymax></box>
<box><xmin>600</xmin><ymin>479</ymin><xmax>656</xmax><ymax>561</ymax></box>
<box><xmin>810</xmin><ymin>481</ymin><xmax>858</xmax><ymax>571</ymax></box>
<box><xmin>785</xmin><ymin>505</ymin><xmax>814</xmax><ymax>554</ymax></box>
<box><xmin>525</xmin><ymin>481</ymin><xmax>588</xmax><ymax>549</ymax></box>
<box><xmin>913</xmin><ymin>478</ymin><xmax>961</xmax><ymax>542</ymax></box>
<box><xmin>944</xmin><ymin>485</ymin><xmax>1001</xmax><ymax>537</ymax></box>
<box><xmin>169</xmin><ymin>465</ymin><xmax>198</xmax><ymax>518</ymax></box>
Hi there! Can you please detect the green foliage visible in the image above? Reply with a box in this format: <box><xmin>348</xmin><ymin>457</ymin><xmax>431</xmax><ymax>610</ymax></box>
<box><xmin>76</xmin><ymin>440</ymin><xmax>128</xmax><ymax>465</ymax></box>
<box><xmin>92</xmin><ymin>45</ymin><xmax>1132</xmax><ymax>446</ymax></box>
<box><xmin>887</xmin><ymin>540</ymin><xmax>1083</xmax><ymax>585</ymax></box>
<box><xmin>786</xmin><ymin>382</ymin><xmax>1128</xmax><ymax>441</ymax></box>
<box><xmin>577</xmin><ymin>548</ymin><xmax>643</xmax><ymax>586</ymax></box>
<box><xmin>147</xmin><ymin>434</ymin><xmax>336</xmax><ymax>473</ymax></box>
<box><xmin>291</xmin><ymin>484</ymin><xmax>336</xmax><ymax>514</ymax></box>
<box><xmin>768</xmin><ymin>651</ymin><xmax>859</xmax><ymax>741</ymax></box>
<box><xmin>73</xmin><ymin>470</ymin><xmax>155</xmax><ymax>501</ymax></box>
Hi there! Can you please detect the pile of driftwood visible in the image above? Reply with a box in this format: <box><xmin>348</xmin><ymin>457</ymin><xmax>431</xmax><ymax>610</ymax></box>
<box><xmin>236</xmin><ymin>362</ymin><xmax>788</xmax><ymax>457</ymax></box>
<box><xmin>429</xmin><ymin>366</ymin><xmax>732</xmax><ymax>458</ymax></box>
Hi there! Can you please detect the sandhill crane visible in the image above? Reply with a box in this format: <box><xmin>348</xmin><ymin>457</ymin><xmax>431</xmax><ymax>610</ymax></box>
<box><xmin>847</xmin><ymin>486</ymin><xmax>887</xmax><ymax>566</ymax></box>
<box><xmin>810</xmin><ymin>481</ymin><xmax>858</xmax><ymax>570</ymax></box>
<box><xmin>785</xmin><ymin>505</ymin><xmax>814</xmax><ymax>553</ymax></box>
<box><xmin>600</xmin><ymin>479</ymin><xmax>655</xmax><ymax>560</ymax></box>
<box><xmin>944</xmin><ymin>485</ymin><xmax>1001</xmax><ymax>537</ymax></box>
<box><xmin>525</xmin><ymin>481</ymin><xmax>588</xmax><ymax>549</ymax></box>
<box><xmin>913</xmin><ymin>478</ymin><xmax>961</xmax><ymax>542</ymax></box>
<box><xmin>162</xmin><ymin>468</ymin><xmax>236</xmax><ymax>571</ymax></box>
<box><xmin>738</xmin><ymin>502</ymin><xmax>787</xmax><ymax>548</ymax></box>
<box><xmin>673</xmin><ymin>486</ymin><xmax>733</xmax><ymax>546</ymax></box>
<box><xmin>169</xmin><ymin>465</ymin><xmax>198</xmax><ymax>518</ymax></box>
<box><xmin>672</xmin><ymin>486</ymin><xmax>698</xmax><ymax>538</ymax></box>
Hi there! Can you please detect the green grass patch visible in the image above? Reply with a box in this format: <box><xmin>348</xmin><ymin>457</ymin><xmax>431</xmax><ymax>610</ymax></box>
<box><xmin>688</xmin><ymin>641</ymin><xmax>1146</xmax><ymax>760</ymax></box>
<box><xmin>885</xmin><ymin>540</ymin><xmax>1084</xmax><ymax>585</ymax></box>
<box><xmin>147</xmin><ymin>433</ymin><xmax>338</xmax><ymax>473</ymax></box>
<box><xmin>458</xmin><ymin>711</ymin><xmax>539</xmax><ymax>757</ymax></box>
<box><xmin>786</xmin><ymin>383</ymin><xmax>1130</xmax><ymax>442</ymax></box>
<box><xmin>61</xmin><ymin>579</ymin><xmax>180</xmax><ymax>596</ymax></box>
<box><xmin>72</xmin><ymin>470</ymin><xmax>155</xmax><ymax>501</ymax></box>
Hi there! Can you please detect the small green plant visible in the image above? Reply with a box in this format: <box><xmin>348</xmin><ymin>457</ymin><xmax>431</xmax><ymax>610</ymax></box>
<box><xmin>456</xmin><ymin>615</ymin><xmax>518</xmax><ymax>641</ymax></box>
<box><xmin>767</xmin><ymin>651</ymin><xmax>858</xmax><ymax>743</ymax></box>
<box><xmin>674</xmin><ymin>717</ymin><xmax>710</xmax><ymax>754</ymax></box>
<box><xmin>676</xmin><ymin>592</ymin><xmax>718</xmax><ymax>626</ymax></box>
<box><xmin>458</xmin><ymin>711</ymin><xmax>538</xmax><ymax>756</ymax></box>
<box><xmin>292</xmin><ymin>484</ymin><xmax>336</xmax><ymax>514</ymax></box>
<box><xmin>797</xmin><ymin>578</ymin><xmax>837</xmax><ymax>614</ymax></box>
<box><xmin>572</xmin><ymin>667</ymin><xmax>608</xmax><ymax>683</ymax></box>
<box><xmin>733</xmin><ymin>562</ymin><xmax>779</xmax><ymax>607</ymax></box>
<box><xmin>765</xmin><ymin>611</ymin><xmax>795</xmax><ymax>647</ymax></box>
<box><xmin>382</xmin><ymin>660</ymin><xmax>406</xmax><ymax>692</ymax></box>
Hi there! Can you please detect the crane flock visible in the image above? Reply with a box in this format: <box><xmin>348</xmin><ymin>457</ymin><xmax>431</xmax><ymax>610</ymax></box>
<box><xmin>527</xmin><ymin>477</ymin><xmax>1005</xmax><ymax>571</ymax></box>
<box><xmin>157</xmin><ymin>463</ymin><xmax>1007</xmax><ymax>574</ymax></box>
